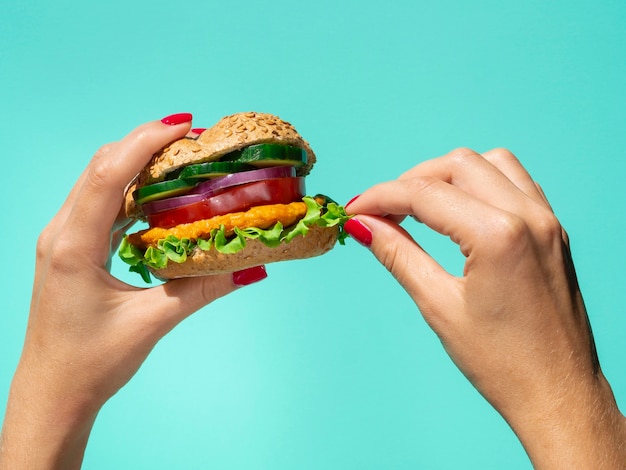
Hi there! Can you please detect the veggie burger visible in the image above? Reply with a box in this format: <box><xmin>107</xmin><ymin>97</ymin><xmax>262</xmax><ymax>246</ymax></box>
<box><xmin>119</xmin><ymin>111</ymin><xmax>349</xmax><ymax>282</ymax></box>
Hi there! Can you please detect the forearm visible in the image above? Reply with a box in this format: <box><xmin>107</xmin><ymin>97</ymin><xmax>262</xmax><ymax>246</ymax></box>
<box><xmin>509</xmin><ymin>372</ymin><xmax>626</xmax><ymax>469</ymax></box>
<box><xmin>0</xmin><ymin>364</ymin><xmax>97</xmax><ymax>470</ymax></box>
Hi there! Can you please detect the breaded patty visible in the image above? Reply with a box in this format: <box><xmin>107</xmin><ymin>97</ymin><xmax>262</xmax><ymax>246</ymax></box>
<box><xmin>129</xmin><ymin>201</ymin><xmax>308</xmax><ymax>249</ymax></box>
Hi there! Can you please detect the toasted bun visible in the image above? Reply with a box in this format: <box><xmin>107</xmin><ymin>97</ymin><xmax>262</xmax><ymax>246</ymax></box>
<box><xmin>125</xmin><ymin>111</ymin><xmax>315</xmax><ymax>219</ymax></box>
<box><xmin>149</xmin><ymin>225</ymin><xmax>338</xmax><ymax>279</ymax></box>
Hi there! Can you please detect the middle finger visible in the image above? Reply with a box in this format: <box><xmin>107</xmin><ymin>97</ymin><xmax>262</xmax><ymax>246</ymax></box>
<box><xmin>399</xmin><ymin>148</ymin><xmax>546</xmax><ymax>218</ymax></box>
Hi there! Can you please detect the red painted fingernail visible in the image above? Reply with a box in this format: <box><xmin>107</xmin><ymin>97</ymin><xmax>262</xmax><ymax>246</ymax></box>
<box><xmin>232</xmin><ymin>265</ymin><xmax>268</xmax><ymax>287</ymax></box>
<box><xmin>344</xmin><ymin>218</ymin><xmax>372</xmax><ymax>248</ymax></box>
<box><xmin>191</xmin><ymin>128</ymin><xmax>206</xmax><ymax>135</ymax></box>
<box><xmin>345</xmin><ymin>194</ymin><xmax>360</xmax><ymax>209</ymax></box>
<box><xmin>161</xmin><ymin>113</ymin><xmax>193</xmax><ymax>125</ymax></box>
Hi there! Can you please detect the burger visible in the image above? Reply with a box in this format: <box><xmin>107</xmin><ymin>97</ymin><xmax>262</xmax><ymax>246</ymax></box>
<box><xmin>119</xmin><ymin>111</ymin><xmax>349</xmax><ymax>282</ymax></box>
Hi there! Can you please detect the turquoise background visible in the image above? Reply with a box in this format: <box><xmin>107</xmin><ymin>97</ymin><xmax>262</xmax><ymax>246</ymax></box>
<box><xmin>1</xmin><ymin>0</ymin><xmax>624</xmax><ymax>468</ymax></box>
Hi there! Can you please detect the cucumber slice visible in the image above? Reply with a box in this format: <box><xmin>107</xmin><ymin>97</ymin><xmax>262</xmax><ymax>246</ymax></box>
<box><xmin>179</xmin><ymin>161</ymin><xmax>255</xmax><ymax>179</ymax></box>
<box><xmin>134</xmin><ymin>178</ymin><xmax>197</xmax><ymax>205</ymax></box>
<box><xmin>226</xmin><ymin>144</ymin><xmax>307</xmax><ymax>168</ymax></box>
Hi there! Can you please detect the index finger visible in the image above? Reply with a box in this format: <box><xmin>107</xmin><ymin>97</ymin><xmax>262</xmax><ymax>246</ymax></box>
<box><xmin>65</xmin><ymin>114</ymin><xmax>193</xmax><ymax>264</ymax></box>
<box><xmin>345</xmin><ymin>176</ymin><xmax>515</xmax><ymax>259</ymax></box>
<box><xmin>398</xmin><ymin>148</ymin><xmax>542</xmax><ymax>218</ymax></box>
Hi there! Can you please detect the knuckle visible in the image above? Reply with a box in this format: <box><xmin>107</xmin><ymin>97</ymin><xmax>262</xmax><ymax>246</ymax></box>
<box><xmin>487</xmin><ymin>213</ymin><xmax>529</xmax><ymax>253</ymax></box>
<box><xmin>375</xmin><ymin>239</ymin><xmax>412</xmax><ymax>286</ymax></box>
<box><xmin>485</xmin><ymin>147</ymin><xmax>517</xmax><ymax>164</ymax></box>
<box><xmin>40</xmin><ymin>231</ymin><xmax>77</xmax><ymax>273</ymax></box>
<box><xmin>133</xmin><ymin>128</ymin><xmax>151</xmax><ymax>145</ymax></box>
<box><xmin>36</xmin><ymin>226</ymin><xmax>55</xmax><ymax>262</ymax></box>
<box><xmin>561</xmin><ymin>227</ymin><xmax>570</xmax><ymax>246</ymax></box>
<box><xmin>93</xmin><ymin>142</ymin><xmax>115</xmax><ymax>161</ymax></box>
<box><xmin>199</xmin><ymin>279</ymin><xmax>219</xmax><ymax>305</ymax></box>
<box><xmin>446</xmin><ymin>147</ymin><xmax>480</xmax><ymax>165</ymax></box>
<box><xmin>532</xmin><ymin>209</ymin><xmax>563</xmax><ymax>244</ymax></box>
<box><xmin>404</xmin><ymin>174</ymin><xmax>439</xmax><ymax>195</ymax></box>
<box><xmin>484</xmin><ymin>209</ymin><xmax>564</xmax><ymax>257</ymax></box>
<box><xmin>125</xmin><ymin>126</ymin><xmax>153</xmax><ymax>152</ymax></box>
<box><xmin>199</xmin><ymin>275</ymin><xmax>229</xmax><ymax>306</ymax></box>
<box><xmin>378</xmin><ymin>242</ymin><xmax>403</xmax><ymax>276</ymax></box>
<box><xmin>87</xmin><ymin>150</ymin><xmax>117</xmax><ymax>189</ymax></box>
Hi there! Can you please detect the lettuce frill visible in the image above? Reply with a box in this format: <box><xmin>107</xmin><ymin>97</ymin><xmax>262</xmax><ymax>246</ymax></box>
<box><xmin>119</xmin><ymin>196</ymin><xmax>350</xmax><ymax>283</ymax></box>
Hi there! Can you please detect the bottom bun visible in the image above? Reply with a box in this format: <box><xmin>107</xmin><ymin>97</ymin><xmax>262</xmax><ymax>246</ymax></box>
<box><xmin>150</xmin><ymin>225</ymin><xmax>339</xmax><ymax>279</ymax></box>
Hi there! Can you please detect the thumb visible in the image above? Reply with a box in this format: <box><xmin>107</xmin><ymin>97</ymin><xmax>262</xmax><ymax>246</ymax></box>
<box><xmin>126</xmin><ymin>267</ymin><xmax>267</xmax><ymax>340</ymax></box>
<box><xmin>345</xmin><ymin>215</ymin><xmax>459</xmax><ymax>327</ymax></box>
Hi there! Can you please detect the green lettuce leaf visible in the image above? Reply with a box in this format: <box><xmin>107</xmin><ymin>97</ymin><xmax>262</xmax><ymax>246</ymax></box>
<box><xmin>119</xmin><ymin>196</ymin><xmax>351</xmax><ymax>282</ymax></box>
<box><xmin>241</xmin><ymin>222</ymin><xmax>284</xmax><ymax>247</ymax></box>
<box><xmin>158</xmin><ymin>235</ymin><xmax>193</xmax><ymax>263</ymax></box>
<box><xmin>214</xmin><ymin>227</ymin><xmax>247</xmax><ymax>254</ymax></box>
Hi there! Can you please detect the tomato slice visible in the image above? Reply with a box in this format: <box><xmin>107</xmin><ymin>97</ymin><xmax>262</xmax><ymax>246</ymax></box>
<box><xmin>147</xmin><ymin>177</ymin><xmax>306</xmax><ymax>228</ymax></box>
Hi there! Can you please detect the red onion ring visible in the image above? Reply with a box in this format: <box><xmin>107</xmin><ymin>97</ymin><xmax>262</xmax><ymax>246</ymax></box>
<box><xmin>190</xmin><ymin>166</ymin><xmax>295</xmax><ymax>194</ymax></box>
<box><xmin>141</xmin><ymin>166</ymin><xmax>297</xmax><ymax>215</ymax></box>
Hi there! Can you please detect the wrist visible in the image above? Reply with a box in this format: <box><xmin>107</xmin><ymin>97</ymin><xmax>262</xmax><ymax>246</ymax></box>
<box><xmin>507</xmin><ymin>371</ymin><xmax>626</xmax><ymax>469</ymax></box>
<box><xmin>0</xmin><ymin>361</ymin><xmax>98</xmax><ymax>470</ymax></box>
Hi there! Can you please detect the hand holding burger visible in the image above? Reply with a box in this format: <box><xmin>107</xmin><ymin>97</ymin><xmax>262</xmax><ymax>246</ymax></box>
<box><xmin>0</xmin><ymin>114</ymin><xmax>269</xmax><ymax>469</ymax></box>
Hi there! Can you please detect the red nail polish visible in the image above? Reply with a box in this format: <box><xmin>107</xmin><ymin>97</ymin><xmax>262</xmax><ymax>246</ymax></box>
<box><xmin>161</xmin><ymin>113</ymin><xmax>193</xmax><ymax>125</ymax></box>
<box><xmin>191</xmin><ymin>128</ymin><xmax>206</xmax><ymax>134</ymax></box>
<box><xmin>344</xmin><ymin>218</ymin><xmax>372</xmax><ymax>247</ymax></box>
<box><xmin>345</xmin><ymin>194</ymin><xmax>360</xmax><ymax>209</ymax></box>
<box><xmin>232</xmin><ymin>265</ymin><xmax>267</xmax><ymax>287</ymax></box>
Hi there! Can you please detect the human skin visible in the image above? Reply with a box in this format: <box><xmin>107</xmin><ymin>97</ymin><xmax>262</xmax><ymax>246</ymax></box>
<box><xmin>0</xmin><ymin>115</ymin><xmax>266</xmax><ymax>469</ymax></box>
<box><xmin>2</xmin><ymin>131</ymin><xmax>623</xmax><ymax>469</ymax></box>
<box><xmin>343</xmin><ymin>148</ymin><xmax>626</xmax><ymax>468</ymax></box>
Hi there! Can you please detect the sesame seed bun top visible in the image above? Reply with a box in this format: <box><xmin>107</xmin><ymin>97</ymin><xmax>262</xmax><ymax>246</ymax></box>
<box><xmin>125</xmin><ymin>111</ymin><xmax>316</xmax><ymax>219</ymax></box>
<box><xmin>143</xmin><ymin>111</ymin><xmax>315</xmax><ymax>184</ymax></box>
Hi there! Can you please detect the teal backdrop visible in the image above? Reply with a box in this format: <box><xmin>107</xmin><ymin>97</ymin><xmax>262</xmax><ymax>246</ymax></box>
<box><xmin>1</xmin><ymin>0</ymin><xmax>624</xmax><ymax>468</ymax></box>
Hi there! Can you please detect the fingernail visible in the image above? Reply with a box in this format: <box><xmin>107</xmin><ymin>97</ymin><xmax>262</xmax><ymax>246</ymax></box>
<box><xmin>344</xmin><ymin>217</ymin><xmax>372</xmax><ymax>248</ymax></box>
<box><xmin>232</xmin><ymin>265</ymin><xmax>268</xmax><ymax>287</ymax></box>
<box><xmin>191</xmin><ymin>128</ymin><xmax>206</xmax><ymax>135</ymax></box>
<box><xmin>345</xmin><ymin>194</ymin><xmax>360</xmax><ymax>209</ymax></box>
<box><xmin>161</xmin><ymin>113</ymin><xmax>193</xmax><ymax>125</ymax></box>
